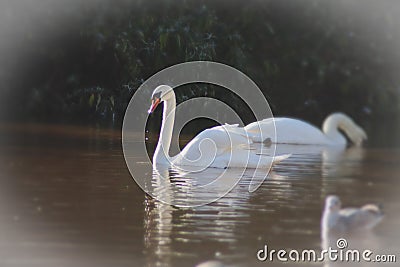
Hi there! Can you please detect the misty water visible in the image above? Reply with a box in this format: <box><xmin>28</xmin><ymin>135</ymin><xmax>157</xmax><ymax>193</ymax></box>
<box><xmin>0</xmin><ymin>124</ymin><xmax>399</xmax><ymax>267</ymax></box>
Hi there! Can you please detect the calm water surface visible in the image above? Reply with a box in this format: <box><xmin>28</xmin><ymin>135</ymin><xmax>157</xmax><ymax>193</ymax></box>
<box><xmin>0</xmin><ymin>124</ymin><xmax>399</xmax><ymax>267</ymax></box>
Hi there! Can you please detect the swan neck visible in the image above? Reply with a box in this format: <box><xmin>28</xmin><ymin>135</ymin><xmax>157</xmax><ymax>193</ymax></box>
<box><xmin>322</xmin><ymin>115</ymin><xmax>346</xmax><ymax>146</ymax></box>
<box><xmin>154</xmin><ymin>93</ymin><xmax>176</xmax><ymax>165</ymax></box>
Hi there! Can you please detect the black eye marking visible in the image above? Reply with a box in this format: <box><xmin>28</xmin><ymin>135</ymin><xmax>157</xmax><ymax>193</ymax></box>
<box><xmin>152</xmin><ymin>91</ymin><xmax>162</xmax><ymax>100</ymax></box>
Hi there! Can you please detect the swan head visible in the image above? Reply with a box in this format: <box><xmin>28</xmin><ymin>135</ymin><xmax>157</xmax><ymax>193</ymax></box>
<box><xmin>323</xmin><ymin>113</ymin><xmax>367</xmax><ymax>146</ymax></box>
<box><xmin>148</xmin><ymin>85</ymin><xmax>174</xmax><ymax>113</ymax></box>
<box><xmin>325</xmin><ymin>195</ymin><xmax>341</xmax><ymax>212</ymax></box>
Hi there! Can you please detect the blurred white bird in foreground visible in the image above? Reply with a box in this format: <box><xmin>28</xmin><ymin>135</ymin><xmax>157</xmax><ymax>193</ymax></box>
<box><xmin>321</xmin><ymin>195</ymin><xmax>384</xmax><ymax>239</ymax></box>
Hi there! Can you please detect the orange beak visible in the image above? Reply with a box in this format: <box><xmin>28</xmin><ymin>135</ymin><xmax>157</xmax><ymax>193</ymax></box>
<box><xmin>148</xmin><ymin>98</ymin><xmax>160</xmax><ymax>114</ymax></box>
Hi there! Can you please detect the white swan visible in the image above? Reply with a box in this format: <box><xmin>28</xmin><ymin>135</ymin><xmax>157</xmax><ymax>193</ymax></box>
<box><xmin>321</xmin><ymin>195</ymin><xmax>384</xmax><ymax>238</ymax></box>
<box><xmin>245</xmin><ymin>113</ymin><xmax>367</xmax><ymax>146</ymax></box>
<box><xmin>148</xmin><ymin>85</ymin><xmax>289</xmax><ymax>169</ymax></box>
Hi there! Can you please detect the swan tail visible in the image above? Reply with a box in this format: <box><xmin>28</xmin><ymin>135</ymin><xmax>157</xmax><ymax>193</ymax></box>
<box><xmin>272</xmin><ymin>153</ymin><xmax>291</xmax><ymax>164</ymax></box>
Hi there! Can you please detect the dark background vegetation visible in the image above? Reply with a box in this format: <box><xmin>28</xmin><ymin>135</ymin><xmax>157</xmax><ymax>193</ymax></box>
<box><xmin>1</xmin><ymin>0</ymin><xmax>399</xmax><ymax>145</ymax></box>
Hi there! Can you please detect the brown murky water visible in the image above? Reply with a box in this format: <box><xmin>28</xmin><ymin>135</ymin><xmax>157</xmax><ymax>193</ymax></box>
<box><xmin>0</xmin><ymin>124</ymin><xmax>399</xmax><ymax>267</ymax></box>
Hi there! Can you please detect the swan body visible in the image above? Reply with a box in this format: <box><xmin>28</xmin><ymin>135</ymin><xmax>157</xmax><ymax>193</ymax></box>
<box><xmin>245</xmin><ymin>113</ymin><xmax>367</xmax><ymax>147</ymax></box>
<box><xmin>148</xmin><ymin>85</ymin><xmax>289</xmax><ymax>169</ymax></box>
<box><xmin>321</xmin><ymin>195</ymin><xmax>383</xmax><ymax>238</ymax></box>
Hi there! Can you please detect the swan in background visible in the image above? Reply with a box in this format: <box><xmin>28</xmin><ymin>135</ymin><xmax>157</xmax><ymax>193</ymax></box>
<box><xmin>321</xmin><ymin>195</ymin><xmax>384</xmax><ymax>239</ymax></box>
<box><xmin>245</xmin><ymin>113</ymin><xmax>367</xmax><ymax>147</ymax></box>
<box><xmin>148</xmin><ymin>85</ymin><xmax>289</xmax><ymax>169</ymax></box>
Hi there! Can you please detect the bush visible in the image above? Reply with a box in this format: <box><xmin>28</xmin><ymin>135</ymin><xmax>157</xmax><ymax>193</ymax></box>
<box><xmin>2</xmin><ymin>0</ymin><xmax>400</xmax><ymax>130</ymax></box>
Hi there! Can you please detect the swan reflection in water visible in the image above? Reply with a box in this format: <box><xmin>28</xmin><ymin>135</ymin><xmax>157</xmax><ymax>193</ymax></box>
<box><xmin>272</xmin><ymin>144</ymin><xmax>366</xmax><ymax>180</ymax></box>
<box><xmin>143</xmin><ymin>166</ymin><xmax>287</xmax><ymax>266</ymax></box>
<box><xmin>142</xmin><ymin>141</ymin><xmax>374</xmax><ymax>266</ymax></box>
<box><xmin>147</xmin><ymin>165</ymin><xmax>246</xmax><ymax>207</ymax></box>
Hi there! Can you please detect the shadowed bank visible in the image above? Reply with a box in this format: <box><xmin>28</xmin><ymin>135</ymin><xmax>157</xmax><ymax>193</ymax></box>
<box><xmin>0</xmin><ymin>0</ymin><xmax>400</xmax><ymax>147</ymax></box>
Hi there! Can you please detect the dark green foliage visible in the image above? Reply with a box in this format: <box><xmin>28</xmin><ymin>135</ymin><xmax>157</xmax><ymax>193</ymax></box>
<box><xmin>2</xmin><ymin>0</ymin><xmax>400</xmax><ymax>131</ymax></box>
